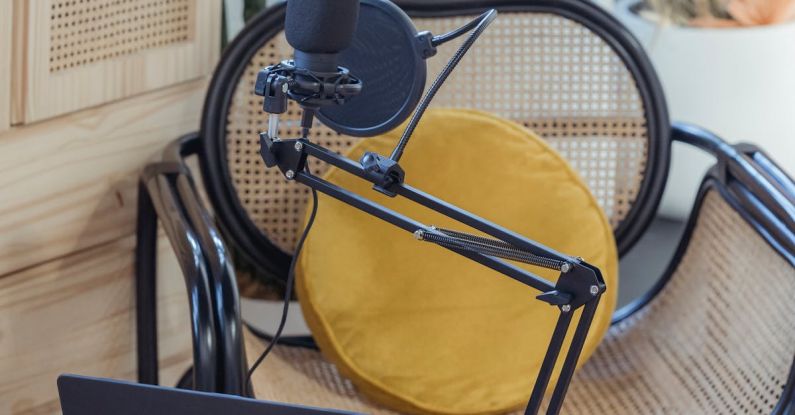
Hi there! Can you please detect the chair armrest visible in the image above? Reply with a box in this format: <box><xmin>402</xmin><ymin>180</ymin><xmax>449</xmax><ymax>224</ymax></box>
<box><xmin>614</xmin><ymin>123</ymin><xmax>794</xmax><ymax>324</ymax></box>
<box><xmin>136</xmin><ymin>133</ymin><xmax>248</xmax><ymax>395</ymax></box>
<box><xmin>671</xmin><ymin>122</ymin><xmax>794</xmax><ymax>254</ymax></box>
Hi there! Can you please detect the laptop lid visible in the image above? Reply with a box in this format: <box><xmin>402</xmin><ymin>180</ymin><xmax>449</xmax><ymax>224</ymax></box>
<box><xmin>58</xmin><ymin>374</ymin><xmax>362</xmax><ymax>415</ymax></box>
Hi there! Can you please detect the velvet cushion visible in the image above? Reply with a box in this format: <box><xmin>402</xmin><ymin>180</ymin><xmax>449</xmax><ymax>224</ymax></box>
<box><xmin>296</xmin><ymin>109</ymin><xmax>618</xmax><ymax>415</ymax></box>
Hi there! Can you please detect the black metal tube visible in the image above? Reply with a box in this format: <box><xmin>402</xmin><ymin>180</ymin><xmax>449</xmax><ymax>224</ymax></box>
<box><xmin>727</xmin><ymin>180</ymin><xmax>795</xmax><ymax>255</ymax></box>
<box><xmin>302</xmin><ymin>140</ymin><xmax>570</xmax><ymax>262</ymax></box>
<box><xmin>303</xmin><ymin>140</ymin><xmax>368</xmax><ymax>179</ymax></box>
<box><xmin>525</xmin><ymin>310</ymin><xmax>574</xmax><ymax>414</ymax></box>
<box><xmin>175</xmin><ymin>174</ymin><xmax>249</xmax><ymax>395</ymax></box>
<box><xmin>672</xmin><ymin>123</ymin><xmax>795</xmax><ymax>231</ymax></box>
<box><xmin>145</xmin><ymin>175</ymin><xmax>218</xmax><ymax>392</ymax></box>
<box><xmin>401</xmin><ymin>185</ymin><xmax>571</xmax><ymax>262</ymax></box>
<box><xmin>296</xmin><ymin>172</ymin><xmax>557</xmax><ymax>293</ymax></box>
<box><xmin>135</xmin><ymin>181</ymin><xmax>159</xmax><ymax>386</ymax></box>
<box><xmin>168</xmin><ymin>133</ymin><xmax>249</xmax><ymax>391</ymax></box>
<box><xmin>751</xmin><ymin>152</ymin><xmax>795</xmax><ymax>203</ymax></box>
<box><xmin>545</xmin><ymin>298</ymin><xmax>601</xmax><ymax>415</ymax></box>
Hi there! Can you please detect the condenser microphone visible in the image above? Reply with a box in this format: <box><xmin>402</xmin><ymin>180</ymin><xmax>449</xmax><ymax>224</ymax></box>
<box><xmin>258</xmin><ymin>0</ymin><xmax>432</xmax><ymax>137</ymax></box>
<box><xmin>255</xmin><ymin>0</ymin><xmax>362</xmax><ymax>135</ymax></box>
<box><xmin>257</xmin><ymin>0</ymin><xmax>492</xmax><ymax>142</ymax></box>
<box><xmin>285</xmin><ymin>0</ymin><xmax>360</xmax><ymax>73</ymax></box>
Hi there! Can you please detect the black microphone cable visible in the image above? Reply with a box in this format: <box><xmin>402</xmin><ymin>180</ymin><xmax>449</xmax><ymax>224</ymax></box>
<box><xmin>245</xmin><ymin>166</ymin><xmax>320</xmax><ymax>395</ymax></box>
<box><xmin>390</xmin><ymin>9</ymin><xmax>497</xmax><ymax>162</ymax></box>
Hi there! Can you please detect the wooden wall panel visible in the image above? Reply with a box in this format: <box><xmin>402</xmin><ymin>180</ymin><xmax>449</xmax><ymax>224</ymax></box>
<box><xmin>14</xmin><ymin>0</ymin><xmax>221</xmax><ymax>123</ymax></box>
<box><xmin>0</xmin><ymin>1</ymin><xmax>11</xmax><ymax>132</ymax></box>
<box><xmin>0</xmin><ymin>79</ymin><xmax>207</xmax><ymax>277</ymax></box>
<box><xmin>0</xmin><ymin>235</ymin><xmax>192</xmax><ymax>415</ymax></box>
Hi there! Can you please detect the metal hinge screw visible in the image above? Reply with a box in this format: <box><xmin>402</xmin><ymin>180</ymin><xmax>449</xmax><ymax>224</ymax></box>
<box><xmin>413</xmin><ymin>229</ymin><xmax>425</xmax><ymax>240</ymax></box>
<box><xmin>285</xmin><ymin>170</ymin><xmax>295</xmax><ymax>180</ymax></box>
<box><xmin>590</xmin><ymin>285</ymin><xmax>600</xmax><ymax>296</ymax></box>
<box><xmin>294</xmin><ymin>141</ymin><xmax>303</xmax><ymax>152</ymax></box>
<box><xmin>560</xmin><ymin>263</ymin><xmax>572</xmax><ymax>273</ymax></box>
<box><xmin>561</xmin><ymin>304</ymin><xmax>571</xmax><ymax>313</ymax></box>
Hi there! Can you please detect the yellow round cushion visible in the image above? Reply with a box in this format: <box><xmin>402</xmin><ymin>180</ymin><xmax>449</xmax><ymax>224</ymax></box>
<box><xmin>296</xmin><ymin>109</ymin><xmax>618</xmax><ymax>415</ymax></box>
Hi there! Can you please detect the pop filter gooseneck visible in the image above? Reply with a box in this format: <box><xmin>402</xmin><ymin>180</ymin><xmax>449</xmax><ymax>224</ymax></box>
<box><xmin>390</xmin><ymin>10</ymin><xmax>497</xmax><ymax>162</ymax></box>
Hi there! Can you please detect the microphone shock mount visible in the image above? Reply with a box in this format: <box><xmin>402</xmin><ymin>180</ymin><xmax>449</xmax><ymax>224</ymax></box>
<box><xmin>255</xmin><ymin>59</ymin><xmax>404</xmax><ymax>194</ymax></box>
<box><xmin>254</xmin><ymin>60</ymin><xmax>362</xmax><ymax>138</ymax></box>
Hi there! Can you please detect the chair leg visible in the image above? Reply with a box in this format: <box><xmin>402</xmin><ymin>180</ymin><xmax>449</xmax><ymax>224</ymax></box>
<box><xmin>136</xmin><ymin>180</ymin><xmax>159</xmax><ymax>385</ymax></box>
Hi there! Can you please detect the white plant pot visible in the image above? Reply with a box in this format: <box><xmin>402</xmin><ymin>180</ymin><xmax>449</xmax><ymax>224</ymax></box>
<box><xmin>614</xmin><ymin>0</ymin><xmax>795</xmax><ymax>219</ymax></box>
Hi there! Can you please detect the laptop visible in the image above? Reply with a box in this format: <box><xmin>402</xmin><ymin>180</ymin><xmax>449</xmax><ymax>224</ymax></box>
<box><xmin>58</xmin><ymin>374</ymin><xmax>362</xmax><ymax>415</ymax></box>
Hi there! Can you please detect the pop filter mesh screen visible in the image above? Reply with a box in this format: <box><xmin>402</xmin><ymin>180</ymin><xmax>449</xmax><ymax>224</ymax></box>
<box><xmin>317</xmin><ymin>1</ymin><xmax>424</xmax><ymax>136</ymax></box>
<box><xmin>224</xmin><ymin>12</ymin><xmax>648</xmax><ymax>254</ymax></box>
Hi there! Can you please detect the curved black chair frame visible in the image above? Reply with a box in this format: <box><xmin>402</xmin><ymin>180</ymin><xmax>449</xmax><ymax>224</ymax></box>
<box><xmin>136</xmin><ymin>123</ymin><xmax>795</xmax><ymax>411</ymax></box>
<box><xmin>136</xmin><ymin>135</ymin><xmax>249</xmax><ymax>395</ymax></box>
<box><xmin>133</xmin><ymin>0</ymin><xmax>795</xmax><ymax>413</ymax></box>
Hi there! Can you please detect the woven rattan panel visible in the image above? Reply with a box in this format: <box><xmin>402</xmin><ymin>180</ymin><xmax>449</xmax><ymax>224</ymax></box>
<box><xmin>225</xmin><ymin>12</ymin><xmax>649</xmax><ymax>254</ymax></box>
<box><xmin>226</xmin><ymin>32</ymin><xmax>359</xmax><ymax>253</ymax></box>
<box><xmin>246</xmin><ymin>190</ymin><xmax>795</xmax><ymax>414</ymax></box>
<box><xmin>562</xmin><ymin>190</ymin><xmax>795</xmax><ymax>414</ymax></box>
<box><xmin>49</xmin><ymin>0</ymin><xmax>194</xmax><ymax>72</ymax></box>
<box><xmin>246</xmin><ymin>329</ymin><xmax>400</xmax><ymax>414</ymax></box>
<box><xmin>418</xmin><ymin>14</ymin><xmax>647</xmax><ymax>230</ymax></box>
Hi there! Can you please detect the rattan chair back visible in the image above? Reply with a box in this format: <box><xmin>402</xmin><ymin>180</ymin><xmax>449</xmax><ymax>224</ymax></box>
<box><xmin>199</xmin><ymin>0</ymin><xmax>670</xmax><ymax>279</ymax></box>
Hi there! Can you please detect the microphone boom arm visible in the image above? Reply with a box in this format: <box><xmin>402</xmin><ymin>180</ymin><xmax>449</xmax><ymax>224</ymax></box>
<box><xmin>255</xmin><ymin>6</ymin><xmax>605</xmax><ymax>414</ymax></box>
<box><xmin>259</xmin><ymin>132</ymin><xmax>606</xmax><ymax>415</ymax></box>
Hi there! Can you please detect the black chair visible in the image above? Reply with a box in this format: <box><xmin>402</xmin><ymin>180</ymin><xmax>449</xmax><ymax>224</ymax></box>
<box><xmin>135</xmin><ymin>1</ymin><xmax>795</xmax><ymax>413</ymax></box>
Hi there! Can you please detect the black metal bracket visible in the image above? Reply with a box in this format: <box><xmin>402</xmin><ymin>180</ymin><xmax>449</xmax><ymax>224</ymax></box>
<box><xmin>259</xmin><ymin>133</ymin><xmax>306</xmax><ymax>176</ymax></box>
<box><xmin>259</xmin><ymin>133</ymin><xmax>606</xmax><ymax>415</ymax></box>
<box><xmin>553</xmin><ymin>261</ymin><xmax>605</xmax><ymax>309</ymax></box>
<box><xmin>360</xmin><ymin>152</ymin><xmax>405</xmax><ymax>197</ymax></box>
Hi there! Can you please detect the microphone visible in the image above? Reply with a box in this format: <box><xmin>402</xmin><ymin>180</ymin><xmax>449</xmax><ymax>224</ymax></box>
<box><xmin>285</xmin><ymin>0</ymin><xmax>360</xmax><ymax>73</ymax></box>
<box><xmin>254</xmin><ymin>0</ymin><xmax>363</xmax><ymax>139</ymax></box>
<box><xmin>256</xmin><ymin>0</ymin><xmax>493</xmax><ymax>153</ymax></box>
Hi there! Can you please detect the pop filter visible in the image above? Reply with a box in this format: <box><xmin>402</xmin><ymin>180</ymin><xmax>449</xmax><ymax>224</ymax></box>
<box><xmin>316</xmin><ymin>0</ymin><xmax>432</xmax><ymax>137</ymax></box>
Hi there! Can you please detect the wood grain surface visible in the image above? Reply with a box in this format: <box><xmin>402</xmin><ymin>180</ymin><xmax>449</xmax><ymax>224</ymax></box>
<box><xmin>0</xmin><ymin>78</ymin><xmax>207</xmax><ymax>278</ymax></box>
<box><xmin>14</xmin><ymin>0</ymin><xmax>220</xmax><ymax>123</ymax></box>
<box><xmin>0</xmin><ymin>235</ymin><xmax>192</xmax><ymax>415</ymax></box>
<box><xmin>0</xmin><ymin>1</ymin><xmax>11</xmax><ymax>132</ymax></box>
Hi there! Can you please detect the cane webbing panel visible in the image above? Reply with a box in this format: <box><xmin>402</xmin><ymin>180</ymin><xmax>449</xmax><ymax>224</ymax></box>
<box><xmin>225</xmin><ymin>12</ymin><xmax>649</xmax><ymax>254</ymax></box>
<box><xmin>49</xmin><ymin>0</ymin><xmax>194</xmax><ymax>72</ymax></box>
<box><xmin>561</xmin><ymin>190</ymin><xmax>795</xmax><ymax>415</ymax></box>
<box><xmin>246</xmin><ymin>190</ymin><xmax>795</xmax><ymax>414</ymax></box>
<box><xmin>246</xmin><ymin>329</ymin><xmax>399</xmax><ymax>414</ymax></box>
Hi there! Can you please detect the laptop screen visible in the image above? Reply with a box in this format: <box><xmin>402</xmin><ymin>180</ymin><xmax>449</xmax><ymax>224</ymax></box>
<box><xmin>58</xmin><ymin>375</ymin><xmax>362</xmax><ymax>415</ymax></box>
